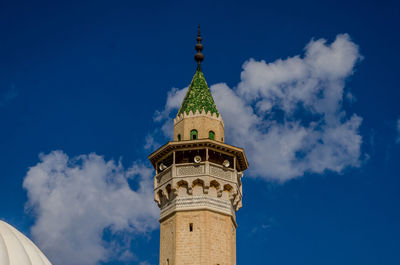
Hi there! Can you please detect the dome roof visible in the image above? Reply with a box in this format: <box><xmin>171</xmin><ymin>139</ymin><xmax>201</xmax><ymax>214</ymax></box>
<box><xmin>0</xmin><ymin>221</ymin><xmax>52</xmax><ymax>265</ymax></box>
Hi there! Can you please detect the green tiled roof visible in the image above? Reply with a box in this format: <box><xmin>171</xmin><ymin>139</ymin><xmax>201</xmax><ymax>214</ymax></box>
<box><xmin>177</xmin><ymin>66</ymin><xmax>220</xmax><ymax>117</ymax></box>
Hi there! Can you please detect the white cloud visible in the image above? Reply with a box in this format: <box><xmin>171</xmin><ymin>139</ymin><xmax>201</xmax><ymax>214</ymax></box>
<box><xmin>22</xmin><ymin>33</ymin><xmax>365</xmax><ymax>265</ymax></box>
<box><xmin>144</xmin><ymin>134</ymin><xmax>160</xmax><ymax>150</ymax></box>
<box><xmin>139</xmin><ymin>262</ymin><xmax>152</xmax><ymax>265</ymax></box>
<box><xmin>156</xmin><ymin>34</ymin><xmax>364</xmax><ymax>182</ymax></box>
<box><xmin>397</xmin><ymin>119</ymin><xmax>400</xmax><ymax>143</ymax></box>
<box><xmin>23</xmin><ymin>151</ymin><xmax>158</xmax><ymax>265</ymax></box>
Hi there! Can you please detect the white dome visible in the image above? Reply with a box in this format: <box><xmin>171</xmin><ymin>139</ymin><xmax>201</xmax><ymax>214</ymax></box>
<box><xmin>0</xmin><ymin>221</ymin><xmax>52</xmax><ymax>265</ymax></box>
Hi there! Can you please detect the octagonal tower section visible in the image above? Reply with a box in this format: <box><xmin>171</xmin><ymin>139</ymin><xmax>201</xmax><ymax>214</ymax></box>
<box><xmin>149</xmin><ymin>138</ymin><xmax>248</xmax><ymax>265</ymax></box>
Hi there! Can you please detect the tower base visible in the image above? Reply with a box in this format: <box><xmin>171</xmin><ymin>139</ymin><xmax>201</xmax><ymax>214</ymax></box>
<box><xmin>160</xmin><ymin>210</ymin><xmax>236</xmax><ymax>265</ymax></box>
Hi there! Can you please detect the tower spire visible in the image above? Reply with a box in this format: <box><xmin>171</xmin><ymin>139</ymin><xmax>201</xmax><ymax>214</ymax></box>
<box><xmin>177</xmin><ymin>25</ymin><xmax>219</xmax><ymax>117</ymax></box>
<box><xmin>194</xmin><ymin>24</ymin><xmax>204</xmax><ymax>65</ymax></box>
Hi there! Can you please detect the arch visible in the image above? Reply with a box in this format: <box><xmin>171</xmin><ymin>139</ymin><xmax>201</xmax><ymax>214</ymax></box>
<box><xmin>192</xmin><ymin>178</ymin><xmax>205</xmax><ymax>187</ymax></box>
<box><xmin>223</xmin><ymin>184</ymin><xmax>233</xmax><ymax>192</ymax></box>
<box><xmin>208</xmin><ymin>130</ymin><xmax>215</xmax><ymax>140</ymax></box>
<box><xmin>157</xmin><ymin>190</ymin><xmax>167</xmax><ymax>207</ymax></box>
<box><xmin>192</xmin><ymin>178</ymin><xmax>204</xmax><ymax>196</ymax></box>
<box><xmin>177</xmin><ymin>134</ymin><xmax>181</xmax><ymax>141</ymax></box>
<box><xmin>166</xmin><ymin>184</ymin><xmax>174</xmax><ymax>200</ymax></box>
<box><xmin>190</xmin><ymin>129</ymin><xmax>198</xmax><ymax>140</ymax></box>
<box><xmin>177</xmin><ymin>179</ymin><xmax>189</xmax><ymax>187</ymax></box>
<box><xmin>209</xmin><ymin>180</ymin><xmax>221</xmax><ymax>198</ymax></box>
<box><xmin>222</xmin><ymin>184</ymin><xmax>235</xmax><ymax>200</ymax></box>
<box><xmin>177</xmin><ymin>180</ymin><xmax>189</xmax><ymax>196</ymax></box>
<box><xmin>210</xmin><ymin>179</ymin><xmax>221</xmax><ymax>189</ymax></box>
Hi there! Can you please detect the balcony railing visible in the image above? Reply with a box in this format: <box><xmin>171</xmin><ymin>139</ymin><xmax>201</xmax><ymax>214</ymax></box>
<box><xmin>156</xmin><ymin>161</ymin><xmax>236</xmax><ymax>187</ymax></box>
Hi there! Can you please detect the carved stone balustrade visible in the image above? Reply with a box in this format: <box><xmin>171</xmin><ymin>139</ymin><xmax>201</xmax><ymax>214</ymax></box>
<box><xmin>149</xmin><ymin>139</ymin><xmax>248</xmax><ymax>224</ymax></box>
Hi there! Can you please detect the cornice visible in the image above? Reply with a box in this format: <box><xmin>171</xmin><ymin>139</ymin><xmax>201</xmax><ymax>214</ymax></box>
<box><xmin>148</xmin><ymin>139</ymin><xmax>249</xmax><ymax>172</ymax></box>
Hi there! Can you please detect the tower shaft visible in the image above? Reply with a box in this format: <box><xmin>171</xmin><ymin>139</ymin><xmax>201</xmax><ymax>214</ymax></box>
<box><xmin>160</xmin><ymin>209</ymin><xmax>236</xmax><ymax>265</ymax></box>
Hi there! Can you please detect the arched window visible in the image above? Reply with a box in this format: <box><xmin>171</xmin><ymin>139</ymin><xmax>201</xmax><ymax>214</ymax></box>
<box><xmin>177</xmin><ymin>134</ymin><xmax>181</xmax><ymax>141</ymax></box>
<box><xmin>209</xmin><ymin>131</ymin><xmax>215</xmax><ymax>140</ymax></box>
<box><xmin>190</xmin><ymin>129</ymin><xmax>198</xmax><ymax>140</ymax></box>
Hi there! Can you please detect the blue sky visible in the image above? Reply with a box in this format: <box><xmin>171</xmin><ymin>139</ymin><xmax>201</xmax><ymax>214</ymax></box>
<box><xmin>1</xmin><ymin>0</ymin><xmax>400</xmax><ymax>264</ymax></box>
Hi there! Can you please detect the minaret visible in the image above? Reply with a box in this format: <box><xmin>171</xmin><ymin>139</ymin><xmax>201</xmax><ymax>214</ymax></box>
<box><xmin>148</xmin><ymin>27</ymin><xmax>248</xmax><ymax>265</ymax></box>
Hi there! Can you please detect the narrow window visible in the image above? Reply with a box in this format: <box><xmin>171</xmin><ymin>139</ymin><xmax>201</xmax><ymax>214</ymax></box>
<box><xmin>190</xmin><ymin>129</ymin><xmax>198</xmax><ymax>140</ymax></box>
<box><xmin>209</xmin><ymin>130</ymin><xmax>215</xmax><ymax>140</ymax></box>
<box><xmin>166</xmin><ymin>259</ymin><xmax>169</xmax><ymax>265</ymax></box>
<box><xmin>177</xmin><ymin>134</ymin><xmax>181</xmax><ymax>141</ymax></box>
<box><xmin>189</xmin><ymin>223</ymin><xmax>193</xmax><ymax>232</ymax></box>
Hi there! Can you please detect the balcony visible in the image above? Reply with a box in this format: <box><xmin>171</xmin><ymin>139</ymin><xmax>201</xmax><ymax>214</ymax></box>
<box><xmin>155</xmin><ymin>161</ymin><xmax>236</xmax><ymax>189</ymax></box>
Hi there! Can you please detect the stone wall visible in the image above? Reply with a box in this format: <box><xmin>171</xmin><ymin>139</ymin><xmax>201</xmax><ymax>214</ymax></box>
<box><xmin>159</xmin><ymin>210</ymin><xmax>236</xmax><ymax>265</ymax></box>
<box><xmin>174</xmin><ymin>111</ymin><xmax>225</xmax><ymax>142</ymax></box>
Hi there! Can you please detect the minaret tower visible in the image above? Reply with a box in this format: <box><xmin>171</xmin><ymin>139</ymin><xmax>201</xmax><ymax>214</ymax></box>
<box><xmin>148</xmin><ymin>27</ymin><xmax>248</xmax><ymax>265</ymax></box>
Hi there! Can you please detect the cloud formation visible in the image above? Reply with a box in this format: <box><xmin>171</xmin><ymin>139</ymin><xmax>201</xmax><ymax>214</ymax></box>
<box><xmin>22</xmin><ymin>33</ymin><xmax>364</xmax><ymax>265</ymax></box>
<box><xmin>155</xmin><ymin>34</ymin><xmax>364</xmax><ymax>181</ymax></box>
<box><xmin>23</xmin><ymin>151</ymin><xmax>158</xmax><ymax>265</ymax></box>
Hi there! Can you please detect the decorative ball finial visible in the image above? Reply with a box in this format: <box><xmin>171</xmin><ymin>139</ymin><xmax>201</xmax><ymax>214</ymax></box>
<box><xmin>194</xmin><ymin>24</ymin><xmax>204</xmax><ymax>65</ymax></box>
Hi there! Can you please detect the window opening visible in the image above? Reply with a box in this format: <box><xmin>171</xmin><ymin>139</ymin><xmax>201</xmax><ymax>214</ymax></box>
<box><xmin>175</xmin><ymin>149</ymin><xmax>206</xmax><ymax>164</ymax></box>
<box><xmin>209</xmin><ymin>131</ymin><xmax>215</xmax><ymax>140</ymax></box>
<box><xmin>177</xmin><ymin>134</ymin><xmax>181</xmax><ymax>141</ymax></box>
<box><xmin>208</xmin><ymin>150</ymin><xmax>234</xmax><ymax>169</ymax></box>
<box><xmin>189</xmin><ymin>223</ymin><xmax>193</xmax><ymax>232</ymax></box>
<box><xmin>190</xmin><ymin>129</ymin><xmax>198</xmax><ymax>140</ymax></box>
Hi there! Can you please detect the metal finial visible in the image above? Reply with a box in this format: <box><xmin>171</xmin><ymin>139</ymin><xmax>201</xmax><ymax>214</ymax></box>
<box><xmin>194</xmin><ymin>25</ymin><xmax>204</xmax><ymax>65</ymax></box>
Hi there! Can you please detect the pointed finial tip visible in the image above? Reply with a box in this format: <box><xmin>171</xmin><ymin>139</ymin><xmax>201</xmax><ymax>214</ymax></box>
<box><xmin>195</xmin><ymin>25</ymin><xmax>204</xmax><ymax>64</ymax></box>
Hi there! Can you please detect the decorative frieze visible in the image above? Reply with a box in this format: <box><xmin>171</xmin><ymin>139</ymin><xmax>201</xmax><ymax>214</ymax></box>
<box><xmin>160</xmin><ymin>195</ymin><xmax>235</xmax><ymax>221</ymax></box>
<box><xmin>157</xmin><ymin>168</ymin><xmax>172</xmax><ymax>185</ymax></box>
<box><xmin>210</xmin><ymin>164</ymin><xmax>232</xmax><ymax>180</ymax></box>
<box><xmin>174</xmin><ymin>109</ymin><xmax>224</xmax><ymax>125</ymax></box>
<box><xmin>154</xmin><ymin>161</ymin><xmax>243</xmax><ymax>216</ymax></box>
<box><xmin>176</xmin><ymin>164</ymin><xmax>205</xmax><ymax>176</ymax></box>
